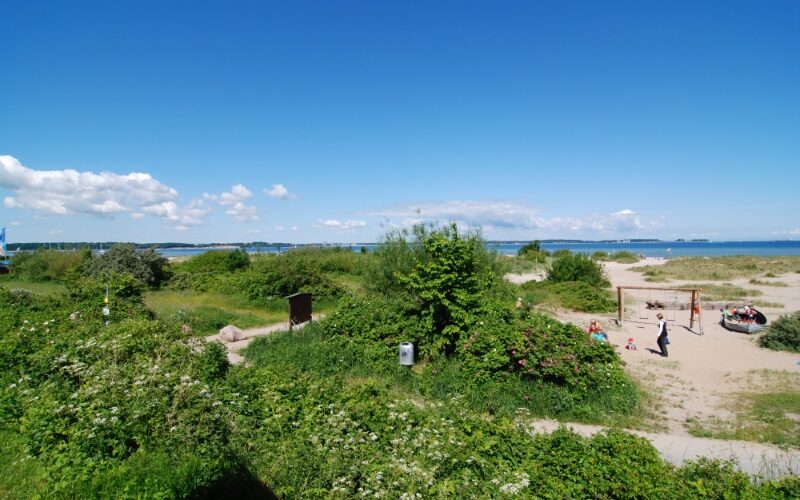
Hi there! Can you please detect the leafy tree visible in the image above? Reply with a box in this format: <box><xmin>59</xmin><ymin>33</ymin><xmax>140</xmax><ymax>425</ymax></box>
<box><xmin>518</xmin><ymin>241</ymin><xmax>542</xmax><ymax>256</ymax></box>
<box><xmin>83</xmin><ymin>244</ymin><xmax>171</xmax><ymax>289</ymax></box>
<box><xmin>372</xmin><ymin>223</ymin><xmax>499</xmax><ymax>355</ymax></box>
<box><xmin>517</xmin><ymin>240</ymin><xmax>549</xmax><ymax>262</ymax></box>
<box><xmin>547</xmin><ymin>252</ymin><xmax>610</xmax><ymax>288</ymax></box>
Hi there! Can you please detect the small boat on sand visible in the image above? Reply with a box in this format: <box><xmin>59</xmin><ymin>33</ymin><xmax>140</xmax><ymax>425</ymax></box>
<box><xmin>721</xmin><ymin>317</ymin><xmax>765</xmax><ymax>334</ymax></box>
<box><xmin>720</xmin><ymin>306</ymin><xmax>767</xmax><ymax>334</ymax></box>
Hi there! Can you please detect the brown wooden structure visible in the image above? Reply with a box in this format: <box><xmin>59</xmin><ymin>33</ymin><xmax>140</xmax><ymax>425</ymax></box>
<box><xmin>286</xmin><ymin>292</ymin><xmax>312</xmax><ymax>330</ymax></box>
<box><xmin>617</xmin><ymin>286</ymin><xmax>703</xmax><ymax>334</ymax></box>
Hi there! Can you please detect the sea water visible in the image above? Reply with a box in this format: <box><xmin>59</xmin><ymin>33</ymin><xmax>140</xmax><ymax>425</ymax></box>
<box><xmin>152</xmin><ymin>240</ymin><xmax>800</xmax><ymax>258</ymax></box>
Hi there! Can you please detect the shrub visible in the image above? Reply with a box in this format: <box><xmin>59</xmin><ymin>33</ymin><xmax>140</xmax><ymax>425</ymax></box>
<box><xmin>7</xmin><ymin>248</ymin><xmax>90</xmax><ymax>282</ymax></box>
<box><xmin>367</xmin><ymin>223</ymin><xmax>501</xmax><ymax>356</ymax></box>
<box><xmin>518</xmin><ymin>241</ymin><xmax>549</xmax><ymax>262</ymax></box>
<box><xmin>83</xmin><ymin>244</ymin><xmax>171</xmax><ymax>289</ymax></box>
<box><xmin>547</xmin><ymin>252</ymin><xmax>610</xmax><ymax>288</ymax></box>
<box><xmin>609</xmin><ymin>251</ymin><xmax>639</xmax><ymax>263</ymax></box>
<box><xmin>759</xmin><ymin>311</ymin><xmax>800</xmax><ymax>353</ymax></box>
<box><xmin>172</xmin><ymin>249</ymin><xmax>250</xmax><ymax>275</ymax></box>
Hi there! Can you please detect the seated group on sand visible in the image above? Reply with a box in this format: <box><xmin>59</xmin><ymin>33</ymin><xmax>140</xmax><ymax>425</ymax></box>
<box><xmin>587</xmin><ymin>320</ymin><xmax>608</xmax><ymax>342</ymax></box>
<box><xmin>721</xmin><ymin>304</ymin><xmax>756</xmax><ymax>323</ymax></box>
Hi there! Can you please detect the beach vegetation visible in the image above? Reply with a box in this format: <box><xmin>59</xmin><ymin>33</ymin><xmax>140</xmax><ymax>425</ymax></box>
<box><xmin>0</xmin><ymin>279</ymin><xmax>66</xmax><ymax>296</ymax></box>
<box><xmin>592</xmin><ymin>250</ymin><xmax>640</xmax><ymax>263</ymax></box>
<box><xmin>547</xmin><ymin>251</ymin><xmax>610</xmax><ymax>288</ymax></box>
<box><xmin>3</xmin><ymin>233</ymin><xmax>799</xmax><ymax>496</ymax></box>
<box><xmin>680</xmin><ymin>283</ymin><xmax>763</xmax><ymax>302</ymax></box>
<box><xmin>517</xmin><ymin>240</ymin><xmax>549</xmax><ymax>263</ymax></box>
<box><xmin>686</xmin><ymin>370</ymin><xmax>800</xmax><ymax>449</ymax></box>
<box><xmin>82</xmin><ymin>244</ymin><xmax>171</xmax><ymax>289</ymax></box>
<box><xmin>3</xmin><ymin>247</ymin><xmax>90</xmax><ymax>282</ymax></box>
<box><xmin>759</xmin><ymin>311</ymin><xmax>800</xmax><ymax>353</ymax></box>
<box><xmin>749</xmin><ymin>278</ymin><xmax>789</xmax><ymax>287</ymax></box>
<box><xmin>520</xmin><ymin>280</ymin><xmax>617</xmax><ymax>313</ymax></box>
<box><xmin>634</xmin><ymin>256</ymin><xmax>800</xmax><ymax>282</ymax></box>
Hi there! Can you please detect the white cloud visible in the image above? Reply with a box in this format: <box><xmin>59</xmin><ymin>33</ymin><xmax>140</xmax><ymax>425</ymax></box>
<box><xmin>10</xmin><ymin>221</ymin><xmax>21</xmax><ymax>226</ymax></box>
<box><xmin>265</xmin><ymin>184</ymin><xmax>297</xmax><ymax>200</ymax></box>
<box><xmin>225</xmin><ymin>202</ymin><xmax>260</xmax><ymax>222</ymax></box>
<box><xmin>206</xmin><ymin>184</ymin><xmax>260</xmax><ymax>222</ymax></box>
<box><xmin>366</xmin><ymin>200</ymin><xmax>650</xmax><ymax>236</ymax></box>
<box><xmin>142</xmin><ymin>198</ymin><xmax>212</xmax><ymax>230</ymax></box>
<box><xmin>0</xmin><ymin>155</ymin><xmax>178</xmax><ymax>217</ymax></box>
<box><xmin>130</xmin><ymin>213</ymin><xmax>145</xmax><ymax>219</ymax></box>
<box><xmin>318</xmin><ymin>219</ymin><xmax>367</xmax><ymax>231</ymax></box>
<box><xmin>4</xmin><ymin>197</ymin><xmax>22</xmax><ymax>208</ymax></box>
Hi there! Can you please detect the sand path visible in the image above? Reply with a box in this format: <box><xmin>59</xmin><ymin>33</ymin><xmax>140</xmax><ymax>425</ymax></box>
<box><xmin>204</xmin><ymin>314</ymin><xmax>323</xmax><ymax>364</ymax></box>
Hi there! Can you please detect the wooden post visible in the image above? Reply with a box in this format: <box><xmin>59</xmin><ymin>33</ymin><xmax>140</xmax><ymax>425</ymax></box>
<box><xmin>617</xmin><ymin>287</ymin><xmax>623</xmax><ymax>326</ymax></box>
<box><xmin>689</xmin><ymin>290</ymin><xmax>696</xmax><ymax>330</ymax></box>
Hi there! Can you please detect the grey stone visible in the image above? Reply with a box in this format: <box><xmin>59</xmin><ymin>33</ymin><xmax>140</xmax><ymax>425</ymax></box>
<box><xmin>219</xmin><ymin>324</ymin><xmax>244</xmax><ymax>342</ymax></box>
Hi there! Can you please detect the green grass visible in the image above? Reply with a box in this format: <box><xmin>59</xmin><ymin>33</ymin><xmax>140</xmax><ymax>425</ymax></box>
<box><xmin>680</xmin><ymin>283</ymin><xmax>763</xmax><ymax>302</ymax></box>
<box><xmin>244</xmin><ymin>324</ymin><xmax>643</xmax><ymax>426</ymax></box>
<box><xmin>0</xmin><ymin>431</ymin><xmax>46</xmax><ymax>498</ymax></box>
<box><xmin>688</xmin><ymin>392</ymin><xmax>800</xmax><ymax>448</ymax></box>
<box><xmin>686</xmin><ymin>371</ymin><xmax>800</xmax><ymax>448</ymax></box>
<box><xmin>0</xmin><ymin>277</ymin><xmax>67</xmax><ymax>296</ymax></box>
<box><xmin>749</xmin><ymin>278</ymin><xmax>789</xmax><ymax>287</ymax></box>
<box><xmin>633</xmin><ymin>256</ymin><xmax>800</xmax><ymax>282</ymax></box>
<box><xmin>144</xmin><ymin>290</ymin><xmax>337</xmax><ymax>334</ymax></box>
<box><xmin>144</xmin><ymin>290</ymin><xmax>289</xmax><ymax>334</ymax></box>
<box><xmin>504</xmin><ymin>256</ymin><xmax>544</xmax><ymax>274</ymax></box>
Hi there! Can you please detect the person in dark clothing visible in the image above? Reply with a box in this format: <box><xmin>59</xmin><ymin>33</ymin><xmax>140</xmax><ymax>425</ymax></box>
<box><xmin>656</xmin><ymin>313</ymin><xmax>669</xmax><ymax>357</ymax></box>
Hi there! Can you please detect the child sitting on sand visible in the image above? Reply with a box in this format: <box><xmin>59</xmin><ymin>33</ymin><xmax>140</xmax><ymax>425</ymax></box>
<box><xmin>588</xmin><ymin>320</ymin><xmax>608</xmax><ymax>342</ymax></box>
<box><xmin>626</xmin><ymin>337</ymin><xmax>638</xmax><ymax>350</ymax></box>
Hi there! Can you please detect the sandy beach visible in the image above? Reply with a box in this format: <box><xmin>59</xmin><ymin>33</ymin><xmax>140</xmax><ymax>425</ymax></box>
<box><xmin>508</xmin><ymin>257</ymin><xmax>800</xmax><ymax>476</ymax></box>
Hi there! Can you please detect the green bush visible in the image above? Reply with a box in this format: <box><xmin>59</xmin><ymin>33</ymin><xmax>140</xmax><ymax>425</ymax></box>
<box><xmin>366</xmin><ymin>223</ymin><xmax>503</xmax><ymax>356</ymax></box>
<box><xmin>172</xmin><ymin>249</ymin><xmax>250</xmax><ymax>275</ymax></box>
<box><xmin>517</xmin><ymin>241</ymin><xmax>549</xmax><ymax>262</ymax></box>
<box><xmin>547</xmin><ymin>252</ymin><xmax>610</xmax><ymax>288</ymax></box>
<box><xmin>83</xmin><ymin>244</ymin><xmax>171</xmax><ymax>289</ymax></box>
<box><xmin>759</xmin><ymin>311</ymin><xmax>800</xmax><ymax>353</ymax></box>
<box><xmin>7</xmin><ymin>248</ymin><xmax>91</xmax><ymax>282</ymax></box>
<box><xmin>519</xmin><ymin>281</ymin><xmax>616</xmax><ymax>313</ymax></box>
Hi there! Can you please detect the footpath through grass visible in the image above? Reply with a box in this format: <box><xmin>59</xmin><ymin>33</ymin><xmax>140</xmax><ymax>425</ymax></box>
<box><xmin>143</xmin><ymin>290</ymin><xmax>335</xmax><ymax>335</ymax></box>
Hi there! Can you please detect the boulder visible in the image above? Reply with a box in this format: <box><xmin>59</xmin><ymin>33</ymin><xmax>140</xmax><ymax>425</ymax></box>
<box><xmin>219</xmin><ymin>324</ymin><xmax>244</xmax><ymax>342</ymax></box>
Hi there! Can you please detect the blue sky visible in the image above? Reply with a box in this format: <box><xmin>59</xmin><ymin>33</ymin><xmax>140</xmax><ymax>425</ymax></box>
<box><xmin>1</xmin><ymin>1</ymin><xmax>798</xmax><ymax>243</ymax></box>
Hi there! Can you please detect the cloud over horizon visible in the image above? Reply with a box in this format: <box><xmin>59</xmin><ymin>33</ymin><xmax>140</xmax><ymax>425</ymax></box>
<box><xmin>317</xmin><ymin>219</ymin><xmax>367</xmax><ymax>231</ymax></box>
<box><xmin>365</xmin><ymin>200</ymin><xmax>648</xmax><ymax>237</ymax></box>
<box><xmin>1</xmin><ymin>155</ymin><xmax>178</xmax><ymax>217</ymax></box>
<box><xmin>204</xmin><ymin>184</ymin><xmax>261</xmax><ymax>223</ymax></box>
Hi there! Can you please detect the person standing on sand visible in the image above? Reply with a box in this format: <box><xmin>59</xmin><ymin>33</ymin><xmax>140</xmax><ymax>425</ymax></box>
<box><xmin>656</xmin><ymin>313</ymin><xmax>669</xmax><ymax>357</ymax></box>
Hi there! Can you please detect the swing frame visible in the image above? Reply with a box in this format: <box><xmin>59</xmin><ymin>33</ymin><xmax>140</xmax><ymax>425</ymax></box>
<box><xmin>617</xmin><ymin>286</ymin><xmax>703</xmax><ymax>333</ymax></box>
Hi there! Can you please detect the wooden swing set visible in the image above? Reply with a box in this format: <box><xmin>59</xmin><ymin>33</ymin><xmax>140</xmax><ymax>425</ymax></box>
<box><xmin>616</xmin><ymin>286</ymin><xmax>704</xmax><ymax>334</ymax></box>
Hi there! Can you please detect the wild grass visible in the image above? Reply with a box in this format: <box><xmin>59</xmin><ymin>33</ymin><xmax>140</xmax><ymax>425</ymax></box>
<box><xmin>687</xmin><ymin>370</ymin><xmax>800</xmax><ymax>448</ymax></box>
<box><xmin>144</xmin><ymin>290</ymin><xmax>337</xmax><ymax>334</ymax></box>
<box><xmin>0</xmin><ymin>277</ymin><xmax>66</xmax><ymax>296</ymax></box>
<box><xmin>680</xmin><ymin>283</ymin><xmax>763</xmax><ymax>302</ymax></box>
<box><xmin>749</xmin><ymin>278</ymin><xmax>789</xmax><ymax>287</ymax></box>
<box><xmin>633</xmin><ymin>256</ymin><xmax>800</xmax><ymax>282</ymax></box>
<box><xmin>504</xmin><ymin>256</ymin><xmax>544</xmax><ymax>274</ymax></box>
<box><xmin>0</xmin><ymin>431</ymin><xmax>45</xmax><ymax>498</ymax></box>
<box><xmin>244</xmin><ymin>324</ymin><xmax>643</xmax><ymax>426</ymax></box>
